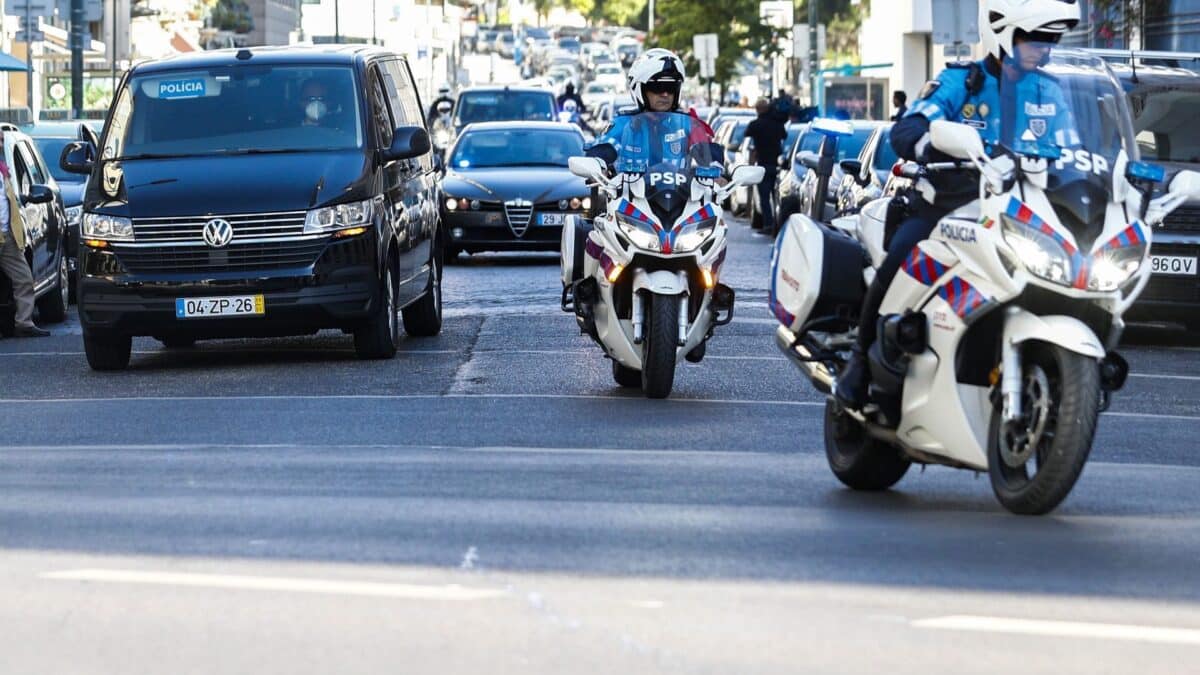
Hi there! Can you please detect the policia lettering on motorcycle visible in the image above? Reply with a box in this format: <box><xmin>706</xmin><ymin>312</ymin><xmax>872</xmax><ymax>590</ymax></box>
<box><xmin>835</xmin><ymin>0</ymin><xmax>1082</xmax><ymax>409</ymax></box>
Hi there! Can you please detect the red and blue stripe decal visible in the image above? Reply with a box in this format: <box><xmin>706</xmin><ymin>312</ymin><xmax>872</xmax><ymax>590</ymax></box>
<box><xmin>584</xmin><ymin>237</ymin><xmax>604</xmax><ymax>261</ymax></box>
<box><xmin>937</xmin><ymin>277</ymin><xmax>990</xmax><ymax>320</ymax></box>
<box><xmin>678</xmin><ymin>204</ymin><xmax>717</xmax><ymax>228</ymax></box>
<box><xmin>901</xmin><ymin>248</ymin><xmax>949</xmax><ymax>286</ymax></box>
<box><xmin>1099</xmin><ymin>220</ymin><xmax>1147</xmax><ymax>252</ymax></box>
<box><xmin>1004</xmin><ymin>197</ymin><xmax>1091</xmax><ymax>290</ymax></box>
<box><xmin>617</xmin><ymin>199</ymin><xmax>654</xmax><ymax>225</ymax></box>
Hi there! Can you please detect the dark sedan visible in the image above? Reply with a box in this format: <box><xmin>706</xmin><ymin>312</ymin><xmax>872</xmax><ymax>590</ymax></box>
<box><xmin>441</xmin><ymin>122</ymin><xmax>589</xmax><ymax>259</ymax></box>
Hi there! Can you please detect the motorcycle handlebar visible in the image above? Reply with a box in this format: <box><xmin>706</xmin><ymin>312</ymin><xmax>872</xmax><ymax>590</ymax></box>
<box><xmin>892</xmin><ymin>160</ymin><xmax>974</xmax><ymax>179</ymax></box>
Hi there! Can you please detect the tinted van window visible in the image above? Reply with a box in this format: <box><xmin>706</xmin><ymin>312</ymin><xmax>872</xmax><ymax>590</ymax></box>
<box><xmin>1131</xmin><ymin>88</ymin><xmax>1200</xmax><ymax>163</ymax></box>
<box><xmin>106</xmin><ymin>65</ymin><xmax>363</xmax><ymax>159</ymax></box>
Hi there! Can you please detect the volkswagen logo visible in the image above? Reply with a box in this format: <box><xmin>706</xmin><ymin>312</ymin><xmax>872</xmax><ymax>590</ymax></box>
<box><xmin>202</xmin><ymin>218</ymin><xmax>234</xmax><ymax>248</ymax></box>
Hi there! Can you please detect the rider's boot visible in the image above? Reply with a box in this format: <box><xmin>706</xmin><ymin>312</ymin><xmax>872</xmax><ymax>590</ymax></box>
<box><xmin>834</xmin><ymin>343</ymin><xmax>870</xmax><ymax>410</ymax></box>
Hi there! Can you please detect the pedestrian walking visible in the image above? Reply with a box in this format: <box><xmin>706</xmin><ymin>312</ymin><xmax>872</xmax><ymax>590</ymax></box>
<box><xmin>744</xmin><ymin>98</ymin><xmax>788</xmax><ymax>234</ymax></box>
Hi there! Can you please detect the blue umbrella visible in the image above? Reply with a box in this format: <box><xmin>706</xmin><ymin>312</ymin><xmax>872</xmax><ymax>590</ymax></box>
<box><xmin>0</xmin><ymin>52</ymin><xmax>30</xmax><ymax>72</ymax></box>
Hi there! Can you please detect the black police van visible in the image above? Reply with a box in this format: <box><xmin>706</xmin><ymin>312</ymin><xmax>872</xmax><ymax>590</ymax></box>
<box><xmin>1104</xmin><ymin>54</ymin><xmax>1200</xmax><ymax>329</ymax></box>
<box><xmin>61</xmin><ymin>46</ymin><xmax>443</xmax><ymax>370</ymax></box>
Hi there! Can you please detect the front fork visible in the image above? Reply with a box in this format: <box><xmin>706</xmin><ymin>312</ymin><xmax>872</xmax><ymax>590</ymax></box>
<box><xmin>630</xmin><ymin>286</ymin><xmax>691</xmax><ymax>347</ymax></box>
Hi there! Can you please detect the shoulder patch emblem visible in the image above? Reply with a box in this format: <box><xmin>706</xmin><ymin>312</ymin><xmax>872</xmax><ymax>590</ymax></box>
<box><xmin>919</xmin><ymin>80</ymin><xmax>941</xmax><ymax>100</ymax></box>
<box><xmin>962</xmin><ymin>103</ymin><xmax>976</xmax><ymax>119</ymax></box>
<box><xmin>978</xmin><ymin>103</ymin><xmax>990</xmax><ymax>118</ymax></box>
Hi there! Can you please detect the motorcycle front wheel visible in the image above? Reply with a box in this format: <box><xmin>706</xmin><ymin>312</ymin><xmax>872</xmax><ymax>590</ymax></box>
<box><xmin>641</xmin><ymin>292</ymin><xmax>681</xmax><ymax>399</ymax></box>
<box><xmin>988</xmin><ymin>341</ymin><xmax>1100</xmax><ymax>515</ymax></box>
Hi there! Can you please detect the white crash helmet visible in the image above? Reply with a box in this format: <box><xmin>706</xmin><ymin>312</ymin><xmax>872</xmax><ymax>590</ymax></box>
<box><xmin>980</xmin><ymin>0</ymin><xmax>1080</xmax><ymax>60</ymax></box>
<box><xmin>627</xmin><ymin>48</ymin><xmax>686</xmax><ymax>110</ymax></box>
<box><xmin>437</xmin><ymin>84</ymin><xmax>452</xmax><ymax>96</ymax></box>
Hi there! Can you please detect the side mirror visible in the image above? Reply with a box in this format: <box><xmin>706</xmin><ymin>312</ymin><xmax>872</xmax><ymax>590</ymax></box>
<box><xmin>60</xmin><ymin>141</ymin><xmax>94</xmax><ymax>175</ymax></box>
<box><xmin>568</xmin><ymin>156</ymin><xmax>607</xmax><ymax>182</ymax></box>
<box><xmin>380</xmin><ymin>125</ymin><xmax>431</xmax><ymax>164</ymax></box>
<box><xmin>78</xmin><ymin>123</ymin><xmax>100</xmax><ymax>148</ymax></box>
<box><xmin>730</xmin><ymin>164</ymin><xmax>765</xmax><ymax>187</ymax></box>
<box><xmin>929</xmin><ymin>120</ymin><xmax>985</xmax><ymax>161</ymax></box>
<box><xmin>798</xmin><ymin>151</ymin><xmax>819</xmax><ymax>170</ymax></box>
<box><xmin>23</xmin><ymin>184</ymin><xmax>54</xmax><ymax>205</ymax></box>
<box><xmin>840</xmin><ymin>159</ymin><xmax>864</xmax><ymax>181</ymax></box>
<box><xmin>1168</xmin><ymin>170</ymin><xmax>1200</xmax><ymax>202</ymax></box>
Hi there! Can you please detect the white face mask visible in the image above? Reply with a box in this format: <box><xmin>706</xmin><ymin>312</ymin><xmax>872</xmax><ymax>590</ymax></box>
<box><xmin>305</xmin><ymin>100</ymin><xmax>328</xmax><ymax>122</ymax></box>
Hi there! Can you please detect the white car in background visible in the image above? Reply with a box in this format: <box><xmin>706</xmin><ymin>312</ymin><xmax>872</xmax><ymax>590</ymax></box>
<box><xmin>581</xmin><ymin>81</ymin><xmax>619</xmax><ymax>113</ymax></box>
<box><xmin>592</xmin><ymin>62</ymin><xmax>625</xmax><ymax>88</ymax></box>
<box><xmin>592</xmin><ymin>94</ymin><xmax>637</xmax><ymax>128</ymax></box>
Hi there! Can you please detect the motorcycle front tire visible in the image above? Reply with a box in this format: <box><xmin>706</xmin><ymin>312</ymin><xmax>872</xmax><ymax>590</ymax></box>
<box><xmin>641</xmin><ymin>292</ymin><xmax>681</xmax><ymax>399</ymax></box>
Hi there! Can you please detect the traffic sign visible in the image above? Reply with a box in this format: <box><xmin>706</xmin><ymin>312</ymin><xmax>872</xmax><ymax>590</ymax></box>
<box><xmin>793</xmin><ymin>24</ymin><xmax>826</xmax><ymax>62</ymax></box>
<box><xmin>931</xmin><ymin>0</ymin><xmax>980</xmax><ymax>45</ymax></box>
<box><xmin>54</xmin><ymin>0</ymin><xmax>105</xmax><ymax>22</ymax></box>
<box><xmin>693</xmin><ymin>33</ymin><xmax>718</xmax><ymax>79</ymax></box>
<box><xmin>9</xmin><ymin>0</ymin><xmax>53</xmax><ymax>16</ymax></box>
<box><xmin>759</xmin><ymin>1</ymin><xmax>794</xmax><ymax>29</ymax></box>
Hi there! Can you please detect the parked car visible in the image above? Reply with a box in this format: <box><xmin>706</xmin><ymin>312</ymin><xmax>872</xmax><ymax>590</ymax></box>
<box><xmin>591</xmin><ymin>94</ymin><xmax>637</xmax><ymax>128</ymax></box>
<box><xmin>791</xmin><ymin>121</ymin><xmax>882</xmax><ymax>223</ymax></box>
<box><xmin>742</xmin><ymin>122</ymin><xmax>806</xmax><ymax>229</ymax></box>
<box><xmin>494</xmin><ymin>31</ymin><xmax>516</xmax><ymax>59</ymax></box>
<box><xmin>0</xmin><ymin>123</ymin><xmax>70</xmax><ymax>334</ymax></box>
<box><xmin>581</xmin><ymin>81</ymin><xmax>619</xmax><ymax>115</ymax></box>
<box><xmin>440</xmin><ymin>122</ymin><xmax>589</xmax><ymax>259</ymax></box>
<box><xmin>713</xmin><ymin>117</ymin><xmax>753</xmax><ymax>213</ymax></box>
<box><xmin>833</xmin><ymin>123</ymin><xmax>897</xmax><ymax>216</ymax></box>
<box><xmin>22</xmin><ymin>119</ymin><xmax>101</xmax><ymax>298</ymax></box>
<box><xmin>591</xmin><ymin>62</ymin><xmax>625</xmax><ymax>88</ymax></box>
<box><xmin>775</xmin><ymin>127</ymin><xmax>825</xmax><ymax>225</ymax></box>
<box><xmin>1107</xmin><ymin>59</ymin><xmax>1200</xmax><ymax>329</ymax></box>
<box><xmin>60</xmin><ymin>46</ymin><xmax>442</xmax><ymax>369</ymax></box>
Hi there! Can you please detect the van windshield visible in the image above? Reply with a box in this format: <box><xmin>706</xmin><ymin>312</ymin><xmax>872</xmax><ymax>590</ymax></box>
<box><xmin>1131</xmin><ymin>88</ymin><xmax>1200</xmax><ymax>163</ymax></box>
<box><xmin>104</xmin><ymin>65</ymin><xmax>363</xmax><ymax>160</ymax></box>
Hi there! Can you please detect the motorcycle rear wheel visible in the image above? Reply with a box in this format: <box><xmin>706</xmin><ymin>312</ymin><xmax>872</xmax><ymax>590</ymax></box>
<box><xmin>988</xmin><ymin>341</ymin><xmax>1099</xmax><ymax>515</ymax></box>
<box><xmin>641</xmin><ymin>293</ymin><xmax>681</xmax><ymax>399</ymax></box>
<box><xmin>823</xmin><ymin>400</ymin><xmax>910</xmax><ymax>491</ymax></box>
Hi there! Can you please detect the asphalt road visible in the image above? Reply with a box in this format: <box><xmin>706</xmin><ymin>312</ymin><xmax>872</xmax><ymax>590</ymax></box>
<box><xmin>3</xmin><ymin>214</ymin><xmax>1200</xmax><ymax>673</ymax></box>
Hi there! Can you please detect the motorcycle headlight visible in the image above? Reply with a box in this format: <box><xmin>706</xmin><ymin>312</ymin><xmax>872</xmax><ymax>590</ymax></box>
<box><xmin>616</xmin><ymin>213</ymin><xmax>660</xmax><ymax>251</ymax></box>
<box><xmin>1000</xmin><ymin>214</ymin><xmax>1072</xmax><ymax>286</ymax></box>
<box><xmin>81</xmin><ymin>212</ymin><xmax>133</xmax><ymax>241</ymax></box>
<box><xmin>1089</xmin><ymin>245</ymin><xmax>1145</xmax><ymax>292</ymax></box>
<box><xmin>674</xmin><ymin>217</ymin><xmax>718</xmax><ymax>252</ymax></box>
<box><xmin>65</xmin><ymin>205</ymin><xmax>83</xmax><ymax>227</ymax></box>
<box><xmin>305</xmin><ymin>198</ymin><xmax>374</xmax><ymax>233</ymax></box>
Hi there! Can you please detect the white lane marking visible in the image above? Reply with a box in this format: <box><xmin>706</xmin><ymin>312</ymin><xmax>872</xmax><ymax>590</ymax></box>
<box><xmin>0</xmin><ymin>349</ymin><xmax>458</xmax><ymax>358</ymax></box>
<box><xmin>41</xmin><ymin>569</ymin><xmax>507</xmax><ymax>601</ymax></box>
<box><xmin>1101</xmin><ymin>411</ymin><xmax>1200</xmax><ymax>422</ymax></box>
<box><xmin>913</xmin><ymin>615</ymin><xmax>1200</xmax><ymax>646</ymax></box>
<box><xmin>1128</xmin><ymin>373</ymin><xmax>1200</xmax><ymax>382</ymax></box>
<box><xmin>0</xmin><ymin>393</ymin><xmax>825</xmax><ymax>407</ymax></box>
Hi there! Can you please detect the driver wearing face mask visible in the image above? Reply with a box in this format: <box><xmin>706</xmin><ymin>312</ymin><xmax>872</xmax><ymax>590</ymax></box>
<box><xmin>299</xmin><ymin>78</ymin><xmax>331</xmax><ymax>127</ymax></box>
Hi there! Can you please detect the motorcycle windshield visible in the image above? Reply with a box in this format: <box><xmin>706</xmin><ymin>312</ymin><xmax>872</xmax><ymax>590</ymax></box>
<box><xmin>613</xmin><ymin>111</ymin><xmax>716</xmax><ymax>174</ymax></box>
<box><xmin>1002</xmin><ymin>47</ymin><xmax>1138</xmax><ymax>242</ymax></box>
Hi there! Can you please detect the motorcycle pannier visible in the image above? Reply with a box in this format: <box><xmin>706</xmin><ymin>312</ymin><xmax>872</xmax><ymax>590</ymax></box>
<box><xmin>770</xmin><ymin>215</ymin><xmax>866</xmax><ymax>333</ymax></box>
<box><xmin>560</xmin><ymin>216</ymin><xmax>592</xmax><ymax>288</ymax></box>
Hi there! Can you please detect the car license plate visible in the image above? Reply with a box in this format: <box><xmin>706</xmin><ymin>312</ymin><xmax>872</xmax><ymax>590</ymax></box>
<box><xmin>176</xmin><ymin>295</ymin><xmax>265</xmax><ymax>319</ymax></box>
<box><xmin>538</xmin><ymin>213</ymin><xmax>568</xmax><ymax>226</ymax></box>
<box><xmin>1151</xmin><ymin>255</ymin><xmax>1198</xmax><ymax>276</ymax></box>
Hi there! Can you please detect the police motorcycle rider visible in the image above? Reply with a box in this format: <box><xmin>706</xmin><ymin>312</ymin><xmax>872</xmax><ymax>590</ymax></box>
<box><xmin>427</xmin><ymin>84</ymin><xmax>454</xmax><ymax>122</ymax></box>
<box><xmin>584</xmin><ymin>48</ymin><xmax>723</xmax><ymax>173</ymax></box>
<box><xmin>834</xmin><ymin>0</ymin><xmax>1081</xmax><ymax>410</ymax></box>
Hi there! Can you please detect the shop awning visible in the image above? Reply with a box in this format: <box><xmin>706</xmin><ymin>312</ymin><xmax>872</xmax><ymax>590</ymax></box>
<box><xmin>0</xmin><ymin>52</ymin><xmax>30</xmax><ymax>72</ymax></box>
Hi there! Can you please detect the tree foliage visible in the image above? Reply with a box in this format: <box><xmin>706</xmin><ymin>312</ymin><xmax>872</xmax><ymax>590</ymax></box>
<box><xmin>651</xmin><ymin>0</ymin><xmax>784</xmax><ymax>88</ymax></box>
<box><xmin>206</xmin><ymin>0</ymin><xmax>254</xmax><ymax>34</ymax></box>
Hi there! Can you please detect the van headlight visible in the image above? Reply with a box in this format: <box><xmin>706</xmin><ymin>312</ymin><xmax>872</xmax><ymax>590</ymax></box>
<box><xmin>674</xmin><ymin>217</ymin><xmax>717</xmax><ymax>252</ymax></box>
<box><xmin>1000</xmin><ymin>214</ymin><xmax>1072</xmax><ymax>286</ymax></box>
<box><xmin>305</xmin><ymin>198</ymin><xmax>374</xmax><ymax>233</ymax></box>
<box><xmin>65</xmin><ymin>205</ymin><xmax>83</xmax><ymax>227</ymax></box>
<box><xmin>1089</xmin><ymin>246</ymin><xmax>1145</xmax><ymax>292</ymax></box>
<box><xmin>81</xmin><ymin>213</ymin><xmax>133</xmax><ymax>241</ymax></box>
<box><xmin>616</xmin><ymin>214</ymin><xmax>660</xmax><ymax>251</ymax></box>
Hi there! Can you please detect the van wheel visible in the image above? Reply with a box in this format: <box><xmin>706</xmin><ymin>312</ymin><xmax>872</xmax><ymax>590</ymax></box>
<box><xmin>354</xmin><ymin>264</ymin><xmax>399</xmax><ymax>359</ymax></box>
<box><xmin>84</xmin><ymin>330</ymin><xmax>132</xmax><ymax>371</ymax></box>
<box><xmin>402</xmin><ymin>248</ymin><xmax>443</xmax><ymax>337</ymax></box>
<box><xmin>36</xmin><ymin>252</ymin><xmax>69</xmax><ymax>324</ymax></box>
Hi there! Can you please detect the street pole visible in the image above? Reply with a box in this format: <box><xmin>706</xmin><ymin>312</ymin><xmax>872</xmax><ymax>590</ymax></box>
<box><xmin>111</xmin><ymin>0</ymin><xmax>117</xmax><ymax>97</ymax></box>
<box><xmin>648</xmin><ymin>0</ymin><xmax>654</xmax><ymax>36</ymax></box>
<box><xmin>372</xmin><ymin>0</ymin><xmax>377</xmax><ymax>45</ymax></box>
<box><xmin>71</xmin><ymin>0</ymin><xmax>85</xmax><ymax>118</ymax></box>
<box><xmin>25</xmin><ymin>1</ymin><xmax>32</xmax><ymax>120</ymax></box>
<box><xmin>334</xmin><ymin>0</ymin><xmax>340</xmax><ymax>44</ymax></box>
<box><xmin>808</xmin><ymin>0</ymin><xmax>818</xmax><ymax>108</ymax></box>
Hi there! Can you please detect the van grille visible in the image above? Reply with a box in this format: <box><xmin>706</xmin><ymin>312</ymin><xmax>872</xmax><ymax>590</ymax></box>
<box><xmin>114</xmin><ymin>210</ymin><xmax>325</xmax><ymax>274</ymax></box>
<box><xmin>112</xmin><ymin>239</ymin><xmax>327</xmax><ymax>275</ymax></box>
<box><xmin>131</xmin><ymin>210</ymin><xmax>308</xmax><ymax>244</ymax></box>
<box><xmin>1162</xmin><ymin>206</ymin><xmax>1200</xmax><ymax>232</ymax></box>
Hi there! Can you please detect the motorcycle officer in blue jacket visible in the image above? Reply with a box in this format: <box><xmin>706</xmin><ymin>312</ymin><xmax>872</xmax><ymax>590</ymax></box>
<box><xmin>836</xmin><ymin>0</ymin><xmax>1082</xmax><ymax>409</ymax></box>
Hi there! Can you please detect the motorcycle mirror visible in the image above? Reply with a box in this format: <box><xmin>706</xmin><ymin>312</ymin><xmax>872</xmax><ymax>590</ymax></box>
<box><xmin>1169</xmin><ymin>169</ymin><xmax>1200</xmax><ymax>202</ymax></box>
<box><xmin>568</xmin><ymin>156</ymin><xmax>606</xmax><ymax>182</ymax></box>
<box><xmin>731</xmin><ymin>164</ymin><xmax>765</xmax><ymax>187</ymax></box>
<box><xmin>929</xmin><ymin>120</ymin><xmax>985</xmax><ymax>161</ymax></box>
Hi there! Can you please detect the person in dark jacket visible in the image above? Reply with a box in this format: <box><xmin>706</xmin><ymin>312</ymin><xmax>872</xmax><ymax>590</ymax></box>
<box><xmin>890</xmin><ymin>91</ymin><xmax>908</xmax><ymax>122</ymax></box>
<box><xmin>744</xmin><ymin>98</ymin><xmax>788</xmax><ymax>233</ymax></box>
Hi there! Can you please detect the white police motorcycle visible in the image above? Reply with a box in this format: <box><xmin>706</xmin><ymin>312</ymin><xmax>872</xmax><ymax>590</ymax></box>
<box><xmin>561</xmin><ymin>112</ymin><xmax>763</xmax><ymax>398</ymax></box>
<box><xmin>770</xmin><ymin>51</ymin><xmax>1200</xmax><ymax>514</ymax></box>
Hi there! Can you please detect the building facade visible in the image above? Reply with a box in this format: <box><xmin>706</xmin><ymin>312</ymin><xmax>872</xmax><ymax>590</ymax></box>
<box><xmin>246</xmin><ymin>0</ymin><xmax>301</xmax><ymax>47</ymax></box>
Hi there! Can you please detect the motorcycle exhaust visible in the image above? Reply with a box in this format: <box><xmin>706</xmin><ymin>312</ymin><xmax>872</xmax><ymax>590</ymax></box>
<box><xmin>775</xmin><ymin>325</ymin><xmax>835</xmax><ymax>395</ymax></box>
